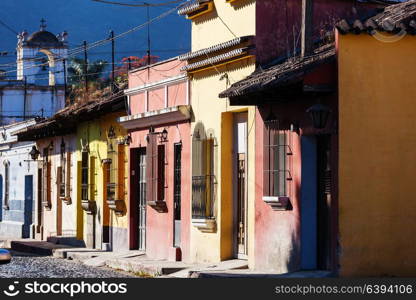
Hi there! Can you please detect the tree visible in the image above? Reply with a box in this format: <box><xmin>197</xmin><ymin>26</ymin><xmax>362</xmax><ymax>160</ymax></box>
<box><xmin>67</xmin><ymin>58</ymin><xmax>108</xmax><ymax>88</ymax></box>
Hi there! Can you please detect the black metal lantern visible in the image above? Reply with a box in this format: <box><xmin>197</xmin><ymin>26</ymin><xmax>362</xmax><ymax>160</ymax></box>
<box><xmin>161</xmin><ymin>129</ymin><xmax>168</xmax><ymax>142</ymax></box>
<box><xmin>29</xmin><ymin>146</ymin><xmax>40</xmax><ymax>161</ymax></box>
<box><xmin>307</xmin><ymin>103</ymin><xmax>331</xmax><ymax>129</ymax></box>
<box><xmin>60</xmin><ymin>138</ymin><xmax>65</xmax><ymax>154</ymax></box>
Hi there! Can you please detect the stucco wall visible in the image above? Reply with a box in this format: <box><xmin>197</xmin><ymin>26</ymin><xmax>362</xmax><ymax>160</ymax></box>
<box><xmin>255</xmin><ymin>0</ymin><xmax>382</xmax><ymax>65</ymax></box>
<box><xmin>126</xmin><ymin>59</ymin><xmax>191</xmax><ymax>261</ymax></box>
<box><xmin>37</xmin><ymin>135</ymin><xmax>78</xmax><ymax>240</ymax></box>
<box><xmin>338</xmin><ymin>33</ymin><xmax>416</xmax><ymax>276</ymax></box>
<box><xmin>76</xmin><ymin>113</ymin><xmax>129</xmax><ymax>250</ymax></box>
<box><xmin>188</xmin><ymin>0</ymin><xmax>256</xmax><ymax>264</ymax></box>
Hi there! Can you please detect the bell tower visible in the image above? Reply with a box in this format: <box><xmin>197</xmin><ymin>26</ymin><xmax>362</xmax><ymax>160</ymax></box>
<box><xmin>17</xmin><ymin>19</ymin><xmax>68</xmax><ymax>86</ymax></box>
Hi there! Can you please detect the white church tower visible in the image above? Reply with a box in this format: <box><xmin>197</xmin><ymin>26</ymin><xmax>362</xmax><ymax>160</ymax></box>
<box><xmin>17</xmin><ymin>19</ymin><xmax>68</xmax><ymax>86</ymax></box>
<box><xmin>0</xmin><ymin>19</ymin><xmax>68</xmax><ymax>124</ymax></box>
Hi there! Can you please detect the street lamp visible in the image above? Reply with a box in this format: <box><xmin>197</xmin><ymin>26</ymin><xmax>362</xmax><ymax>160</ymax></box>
<box><xmin>306</xmin><ymin>103</ymin><xmax>331</xmax><ymax>130</ymax></box>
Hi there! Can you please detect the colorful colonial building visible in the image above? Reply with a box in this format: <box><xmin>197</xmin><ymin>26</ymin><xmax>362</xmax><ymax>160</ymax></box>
<box><xmin>178</xmin><ymin>0</ymin><xmax>256</xmax><ymax>264</ymax></box>
<box><xmin>220</xmin><ymin>0</ymin><xmax>412</xmax><ymax>276</ymax></box>
<box><xmin>119</xmin><ymin>58</ymin><xmax>191</xmax><ymax>261</ymax></box>
<box><xmin>0</xmin><ymin>21</ymin><xmax>67</xmax><ymax>238</ymax></box>
<box><xmin>16</xmin><ymin>92</ymin><xmax>129</xmax><ymax>251</ymax></box>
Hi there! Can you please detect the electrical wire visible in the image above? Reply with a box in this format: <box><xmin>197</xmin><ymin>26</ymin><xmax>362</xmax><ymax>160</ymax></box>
<box><xmin>0</xmin><ymin>2</ymin><xmax>187</xmax><ymax>75</ymax></box>
<box><xmin>91</xmin><ymin>0</ymin><xmax>185</xmax><ymax>7</ymax></box>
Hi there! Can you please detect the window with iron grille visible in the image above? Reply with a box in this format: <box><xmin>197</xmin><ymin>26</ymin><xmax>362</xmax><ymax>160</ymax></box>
<box><xmin>81</xmin><ymin>150</ymin><xmax>89</xmax><ymax>201</ymax></box>
<box><xmin>264</xmin><ymin>118</ymin><xmax>291</xmax><ymax>198</ymax></box>
<box><xmin>192</xmin><ymin>129</ymin><xmax>215</xmax><ymax>219</ymax></box>
<box><xmin>3</xmin><ymin>161</ymin><xmax>10</xmax><ymax>209</ymax></box>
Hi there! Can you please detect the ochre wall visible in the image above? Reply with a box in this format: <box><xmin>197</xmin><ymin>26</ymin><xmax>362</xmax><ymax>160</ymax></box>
<box><xmin>338</xmin><ymin>33</ymin><xmax>416</xmax><ymax>276</ymax></box>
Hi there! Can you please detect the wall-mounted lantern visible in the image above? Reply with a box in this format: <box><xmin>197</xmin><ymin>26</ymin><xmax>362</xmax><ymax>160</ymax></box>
<box><xmin>48</xmin><ymin>141</ymin><xmax>54</xmax><ymax>152</ymax></box>
<box><xmin>60</xmin><ymin>138</ymin><xmax>65</xmax><ymax>155</ymax></box>
<box><xmin>306</xmin><ymin>103</ymin><xmax>331</xmax><ymax>130</ymax></box>
<box><xmin>29</xmin><ymin>146</ymin><xmax>41</xmax><ymax>161</ymax></box>
<box><xmin>147</xmin><ymin>127</ymin><xmax>168</xmax><ymax>143</ymax></box>
<box><xmin>107</xmin><ymin>126</ymin><xmax>116</xmax><ymax>140</ymax></box>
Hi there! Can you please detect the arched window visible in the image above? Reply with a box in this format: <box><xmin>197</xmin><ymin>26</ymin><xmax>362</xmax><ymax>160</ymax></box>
<box><xmin>191</xmin><ymin>123</ymin><xmax>215</xmax><ymax>220</ymax></box>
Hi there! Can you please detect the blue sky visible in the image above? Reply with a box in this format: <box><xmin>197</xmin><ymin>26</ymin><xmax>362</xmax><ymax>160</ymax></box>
<box><xmin>0</xmin><ymin>0</ymin><xmax>191</xmax><ymax>72</ymax></box>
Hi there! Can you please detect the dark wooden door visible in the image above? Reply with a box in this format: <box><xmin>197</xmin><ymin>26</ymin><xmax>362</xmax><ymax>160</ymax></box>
<box><xmin>23</xmin><ymin>175</ymin><xmax>33</xmax><ymax>238</ymax></box>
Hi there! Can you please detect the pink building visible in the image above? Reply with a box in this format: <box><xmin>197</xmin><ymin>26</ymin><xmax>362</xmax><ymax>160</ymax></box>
<box><xmin>119</xmin><ymin>58</ymin><xmax>191</xmax><ymax>262</ymax></box>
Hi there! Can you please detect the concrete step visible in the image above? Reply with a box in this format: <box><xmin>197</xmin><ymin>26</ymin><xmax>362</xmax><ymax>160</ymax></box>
<box><xmin>105</xmin><ymin>257</ymin><xmax>189</xmax><ymax>277</ymax></box>
<box><xmin>10</xmin><ymin>240</ymin><xmax>78</xmax><ymax>256</ymax></box>
<box><xmin>47</xmin><ymin>236</ymin><xmax>85</xmax><ymax>247</ymax></box>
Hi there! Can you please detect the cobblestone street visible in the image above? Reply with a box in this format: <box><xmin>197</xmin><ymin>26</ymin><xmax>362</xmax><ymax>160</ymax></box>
<box><xmin>0</xmin><ymin>251</ymin><xmax>134</xmax><ymax>278</ymax></box>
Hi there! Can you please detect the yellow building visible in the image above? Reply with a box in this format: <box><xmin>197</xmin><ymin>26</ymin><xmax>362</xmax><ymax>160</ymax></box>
<box><xmin>178</xmin><ymin>0</ymin><xmax>256</xmax><ymax>264</ymax></box>
<box><xmin>337</xmin><ymin>1</ymin><xmax>416</xmax><ymax>276</ymax></box>
<box><xmin>75</xmin><ymin>100</ymin><xmax>129</xmax><ymax>251</ymax></box>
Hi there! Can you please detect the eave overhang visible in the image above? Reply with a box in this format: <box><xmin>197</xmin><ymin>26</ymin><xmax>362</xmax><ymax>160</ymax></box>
<box><xmin>178</xmin><ymin>0</ymin><xmax>214</xmax><ymax>20</ymax></box>
<box><xmin>179</xmin><ymin>36</ymin><xmax>255</xmax><ymax>74</ymax></box>
<box><xmin>118</xmin><ymin>105</ymin><xmax>191</xmax><ymax>131</ymax></box>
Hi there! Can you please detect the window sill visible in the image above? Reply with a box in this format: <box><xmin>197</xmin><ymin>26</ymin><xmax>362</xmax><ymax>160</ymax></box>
<box><xmin>60</xmin><ymin>197</ymin><xmax>72</xmax><ymax>205</ymax></box>
<box><xmin>192</xmin><ymin>218</ymin><xmax>216</xmax><ymax>233</ymax></box>
<box><xmin>42</xmin><ymin>201</ymin><xmax>52</xmax><ymax>211</ymax></box>
<box><xmin>148</xmin><ymin>200</ymin><xmax>167</xmax><ymax>213</ymax></box>
<box><xmin>263</xmin><ymin>196</ymin><xmax>292</xmax><ymax>211</ymax></box>
<box><xmin>106</xmin><ymin>199</ymin><xmax>125</xmax><ymax>216</ymax></box>
<box><xmin>81</xmin><ymin>199</ymin><xmax>96</xmax><ymax>215</ymax></box>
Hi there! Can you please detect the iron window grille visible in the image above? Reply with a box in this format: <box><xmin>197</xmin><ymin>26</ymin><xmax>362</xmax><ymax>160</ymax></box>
<box><xmin>264</xmin><ymin>118</ymin><xmax>292</xmax><ymax>198</ymax></box>
<box><xmin>192</xmin><ymin>131</ymin><xmax>215</xmax><ymax>219</ymax></box>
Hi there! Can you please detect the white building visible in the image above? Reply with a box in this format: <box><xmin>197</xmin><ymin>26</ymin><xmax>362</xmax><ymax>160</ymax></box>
<box><xmin>0</xmin><ymin>21</ymin><xmax>67</xmax><ymax>238</ymax></box>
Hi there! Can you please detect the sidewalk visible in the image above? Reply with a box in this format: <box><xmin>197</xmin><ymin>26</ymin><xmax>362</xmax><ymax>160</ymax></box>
<box><xmin>1</xmin><ymin>237</ymin><xmax>333</xmax><ymax>278</ymax></box>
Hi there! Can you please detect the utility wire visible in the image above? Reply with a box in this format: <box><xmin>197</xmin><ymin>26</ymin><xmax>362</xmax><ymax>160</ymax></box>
<box><xmin>0</xmin><ymin>18</ymin><xmax>18</xmax><ymax>35</ymax></box>
<box><xmin>91</xmin><ymin>0</ymin><xmax>185</xmax><ymax>7</ymax></box>
<box><xmin>0</xmin><ymin>2</ymin><xmax>186</xmax><ymax>76</ymax></box>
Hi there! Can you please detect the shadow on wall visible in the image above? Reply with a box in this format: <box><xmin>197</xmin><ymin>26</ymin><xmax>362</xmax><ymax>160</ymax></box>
<box><xmin>229</xmin><ymin>0</ymin><xmax>256</xmax><ymax>11</ymax></box>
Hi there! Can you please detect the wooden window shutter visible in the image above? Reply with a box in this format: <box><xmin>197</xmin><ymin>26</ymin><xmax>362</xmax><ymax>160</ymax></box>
<box><xmin>117</xmin><ymin>144</ymin><xmax>125</xmax><ymax>200</ymax></box>
<box><xmin>146</xmin><ymin>133</ymin><xmax>157</xmax><ymax>203</ymax></box>
<box><xmin>89</xmin><ymin>156</ymin><xmax>95</xmax><ymax>201</ymax></box>
<box><xmin>47</xmin><ymin>161</ymin><xmax>51</xmax><ymax>207</ymax></box>
<box><xmin>157</xmin><ymin>144</ymin><xmax>165</xmax><ymax>201</ymax></box>
<box><xmin>66</xmin><ymin>152</ymin><xmax>71</xmax><ymax>199</ymax></box>
<box><xmin>57</xmin><ymin>166</ymin><xmax>62</xmax><ymax>197</ymax></box>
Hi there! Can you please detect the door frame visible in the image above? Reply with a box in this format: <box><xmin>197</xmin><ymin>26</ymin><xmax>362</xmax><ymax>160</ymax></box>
<box><xmin>233</xmin><ymin>112</ymin><xmax>249</xmax><ymax>259</ymax></box>
<box><xmin>129</xmin><ymin>147</ymin><xmax>147</xmax><ymax>250</ymax></box>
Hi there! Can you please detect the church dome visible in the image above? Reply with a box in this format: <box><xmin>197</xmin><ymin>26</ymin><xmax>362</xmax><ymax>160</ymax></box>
<box><xmin>26</xmin><ymin>30</ymin><xmax>64</xmax><ymax>48</ymax></box>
